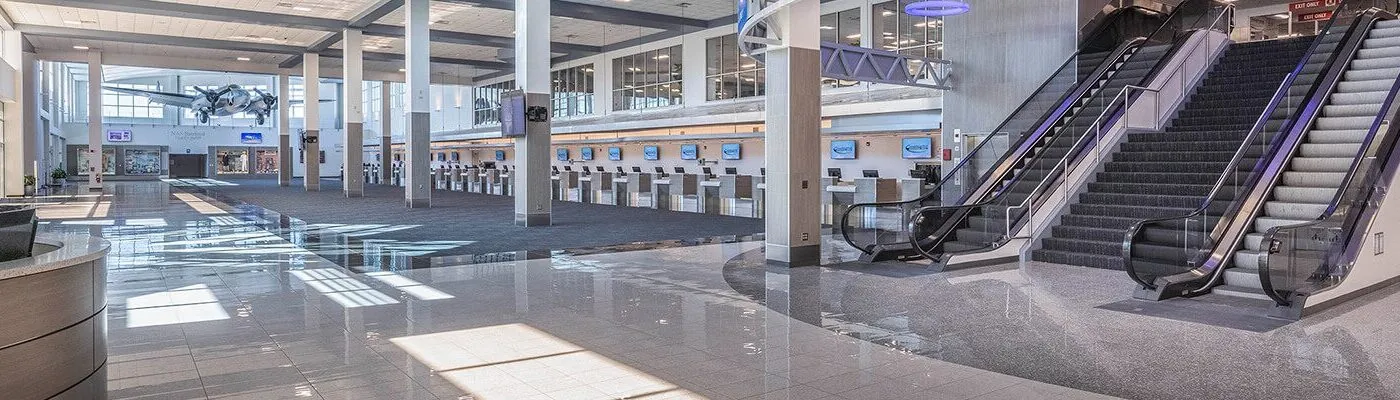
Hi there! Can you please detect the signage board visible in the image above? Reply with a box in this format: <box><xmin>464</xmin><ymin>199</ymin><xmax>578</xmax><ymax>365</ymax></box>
<box><xmin>644</xmin><ymin>146</ymin><xmax>660</xmax><ymax>160</ymax></box>
<box><xmin>495</xmin><ymin>150</ymin><xmax>506</xmax><ymax>161</ymax></box>
<box><xmin>107</xmin><ymin>130</ymin><xmax>132</xmax><ymax>142</ymax></box>
<box><xmin>581</xmin><ymin>147</ymin><xmax>594</xmax><ymax>161</ymax></box>
<box><xmin>556</xmin><ymin>148</ymin><xmax>569</xmax><ymax>161</ymax></box>
<box><xmin>902</xmin><ymin>137</ymin><xmax>934</xmax><ymax>159</ymax></box>
<box><xmin>1297</xmin><ymin>10</ymin><xmax>1333</xmax><ymax>22</ymax></box>
<box><xmin>608</xmin><ymin>147</ymin><xmax>622</xmax><ymax>161</ymax></box>
<box><xmin>721</xmin><ymin>143</ymin><xmax>741</xmax><ymax>160</ymax></box>
<box><xmin>680</xmin><ymin>144</ymin><xmax>699</xmax><ymax>160</ymax></box>
<box><xmin>240</xmin><ymin>132</ymin><xmax>262</xmax><ymax>144</ymax></box>
<box><xmin>1289</xmin><ymin>0</ymin><xmax>1339</xmax><ymax>12</ymax></box>
<box><xmin>830</xmin><ymin>140</ymin><xmax>857</xmax><ymax>160</ymax></box>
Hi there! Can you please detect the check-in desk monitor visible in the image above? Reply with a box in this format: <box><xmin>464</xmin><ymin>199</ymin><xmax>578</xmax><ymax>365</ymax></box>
<box><xmin>725</xmin><ymin>167</ymin><xmax>738</xmax><ymax>175</ymax></box>
<box><xmin>827</xmin><ymin>168</ymin><xmax>842</xmax><ymax>179</ymax></box>
<box><xmin>761</xmin><ymin>167</ymin><xmax>766</xmax><ymax>176</ymax></box>
<box><xmin>674</xmin><ymin>167</ymin><xmax>686</xmax><ymax>174</ymax></box>
<box><xmin>863</xmin><ymin>170</ymin><xmax>880</xmax><ymax>178</ymax></box>
<box><xmin>552</xmin><ymin>166</ymin><xmax>560</xmax><ymax>174</ymax></box>
<box><xmin>654</xmin><ymin>166</ymin><xmax>667</xmax><ymax>177</ymax></box>
<box><xmin>702</xmin><ymin>167</ymin><xmax>715</xmax><ymax>179</ymax></box>
<box><xmin>564</xmin><ymin>166</ymin><xmax>573</xmax><ymax>172</ymax></box>
<box><xmin>633</xmin><ymin>167</ymin><xmax>643</xmax><ymax>173</ymax></box>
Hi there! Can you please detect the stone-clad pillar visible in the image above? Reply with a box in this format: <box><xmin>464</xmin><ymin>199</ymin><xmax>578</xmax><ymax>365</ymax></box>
<box><xmin>513</xmin><ymin>0</ymin><xmax>552</xmax><ymax>226</ymax></box>
<box><xmin>303</xmin><ymin>53</ymin><xmax>321</xmax><ymax>191</ymax></box>
<box><xmin>343</xmin><ymin>29</ymin><xmax>365</xmax><ymax>198</ymax></box>
<box><xmin>763</xmin><ymin>0</ymin><xmax>822</xmax><ymax>266</ymax></box>
<box><xmin>278</xmin><ymin>73</ymin><xmax>293</xmax><ymax>186</ymax></box>
<box><xmin>404</xmin><ymin>0</ymin><xmax>431</xmax><ymax>208</ymax></box>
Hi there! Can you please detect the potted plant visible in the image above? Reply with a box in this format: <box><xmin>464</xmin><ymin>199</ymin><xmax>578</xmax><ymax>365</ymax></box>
<box><xmin>22</xmin><ymin>175</ymin><xmax>35</xmax><ymax>196</ymax></box>
<box><xmin>49</xmin><ymin>168</ymin><xmax>67</xmax><ymax>187</ymax></box>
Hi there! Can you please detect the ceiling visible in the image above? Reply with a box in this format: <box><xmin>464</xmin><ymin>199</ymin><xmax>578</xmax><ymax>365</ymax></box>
<box><xmin>0</xmin><ymin>0</ymin><xmax>738</xmax><ymax>80</ymax></box>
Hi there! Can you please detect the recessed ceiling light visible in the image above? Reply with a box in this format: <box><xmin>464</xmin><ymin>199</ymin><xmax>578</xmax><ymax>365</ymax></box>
<box><xmin>292</xmin><ymin>6</ymin><xmax>313</xmax><ymax>12</ymax></box>
<box><xmin>73</xmin><ymin>45</ymin><xmax>89</xmax><ymax>50</ymax></box>
<box><xmin>237</xmin><ymin>57</ymin><xmax>251</xmax><ymax>61</ymax></box>
<box><xmin>63</xmin><ymin>20</ymin><xmax>83</xmax><ymax>25</ymax></box>
<box><xmin>820</xmin><ymin>26</ymin><xmax>834</xmax><ymax>30</ymax></box>
<box><xmin>398</xmin><ymin>68</ymin><xmax>406</xmax><ymax>72</ymax></box>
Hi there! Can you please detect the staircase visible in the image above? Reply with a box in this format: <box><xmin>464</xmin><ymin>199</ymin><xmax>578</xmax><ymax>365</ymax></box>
<box><xmin>1217</xmin><ymin>20</ymin><xmax>1400</xmax><ymax>299</ymax></box>
<box><xmin>939</xmin><ymin>44</ymin><xmax>1173</xmax><ymax>253</ymax></box>
<box><xmin>1032</xmin><ymin>38</ymin><xmax>1316</xmax><ymax>270</ymax></box>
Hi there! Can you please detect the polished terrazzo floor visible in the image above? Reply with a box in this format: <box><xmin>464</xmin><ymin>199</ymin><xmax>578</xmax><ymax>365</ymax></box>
<box><xmin>34</xmin><ymin>182</ymin><xmax>1118</xmax><ymax>400</ymax></box>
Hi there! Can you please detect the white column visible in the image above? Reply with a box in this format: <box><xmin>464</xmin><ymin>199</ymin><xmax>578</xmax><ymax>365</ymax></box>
<box><xmin>764</xmin><ymin>0</ymin><xmax>822</xmax><ymax>266</ymax></box>
<box><xmin>2</xmin><ymin>31</ymin><xmax>25</xmax><ymax>196</ymax></box>
<box><xmin>380</xmin><ymin>81</ymin><xmax>392</xmax><ymax>184</ymax></box>
<box><xmin>86</xmin><ymin>51</ymin><xmax>103</xmax><ymax>192</ymax></box>
<box><xmin>303</xmin><ymin>53</ymin><xmax>321</xmax><ymax>191</ymax></box>
<box><xmin>278</xmin><ymin>73</ymin><xmax>293</xmax><ymax>186</ymax></box>
<box><xmin>405</xmin><ymin>0</ymin><xmax>431</xmax><ymax>208</ymax></box>
<box><xmin>343</xmin><ymin>29</ymin><xmax>365</xmax><ymax>198</ymax></box>
<box><xmin>513</xmin><ymin>0</ymin><xmax>552</xmax><ymax>226</ymax></box>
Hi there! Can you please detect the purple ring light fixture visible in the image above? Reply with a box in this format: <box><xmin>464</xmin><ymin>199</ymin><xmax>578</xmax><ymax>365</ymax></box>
<box><xmin>905</xmin><ymin>0</ymin><xmax>970</xmax><ymax>17</ymax></box>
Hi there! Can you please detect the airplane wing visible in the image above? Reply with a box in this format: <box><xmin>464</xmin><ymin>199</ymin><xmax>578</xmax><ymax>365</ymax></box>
<box><xmin>102</xmin><ymin>86</ymin><xmax>199</xmax><ymax>109</ymax></box>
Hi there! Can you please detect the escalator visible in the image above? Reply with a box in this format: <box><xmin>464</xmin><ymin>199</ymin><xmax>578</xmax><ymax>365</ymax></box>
<box><xmin>1121</xmin><ymin>2</ymin><xmax>1397</xmax><ymax>304</ymax></box>
<box><xmin>841</xmin><ymin>0</ymin><xmax>1228</xmax><ymax>265</ymax></box>
<box><xmin>839</xmin><ymin>5</ymin><xmax>1174</xmax><ymax>262</ymax></box>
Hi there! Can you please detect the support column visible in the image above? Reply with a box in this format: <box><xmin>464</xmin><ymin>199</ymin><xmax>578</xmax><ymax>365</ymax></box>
<box><xmin>763</xmin><ymin>0</ymin><xmax>822</xmax><ymax>266</ymax></box>
<box><xmin>278</xmin><ymin>73</ymin><xmax>293</xmax><ymax>186</ymax></box>
<box><xmin>303</xmin><ymin>53</ymin><xmax>321</xmax><ymax>191</ymax></box>
<box><xmin>379</xmin><ymin>82</ymin><xmax>392</xmax><ymax>184</ymax></box>
<box><xmin>343</xmin><ymin>29</ymin><xmax>365</xmax><ymax>198</ymax></box>
<box><xmin>2</xmin><ymin>31</ymin><xmax>25</xmax><ymax>196</ymax></box>
<box><xmin>404</xmin><ymin>0</ymin><xmax>431</xmax><ymax>208</ymax></box>
<box><xmin>513</xmin><ymin>0</ymin><xmax>552</xmax><ymax>226</ymax></box>
<box><xmin>86</xmin><ymin>51</ymin><xmax>102</xmax><ymax>192</ymax></box>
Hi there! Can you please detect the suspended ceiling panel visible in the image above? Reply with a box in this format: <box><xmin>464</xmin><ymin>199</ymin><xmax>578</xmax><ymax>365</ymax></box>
<box><xmin>27</xmin><ymin>36</ymin><xmax>289</xmax><ymax>65</ymax></box>
<box><xmin>373</xmin><ymin>3</ymin><xmax>665</xmax><ymax>47</ymax></box>
<box><xmin>146</xmin><ymin>0</ymin><xmax>379</xmax><ymax>21</ymax></box>
<box><xmin>560</xmin><ymin>0</ymin><xmax>736</xmax><ymax>21</ymax></box>
<box><xmin>2</xmin><ymin>2</ymin><xmax>329</xmax><ymax>47</ymax></box>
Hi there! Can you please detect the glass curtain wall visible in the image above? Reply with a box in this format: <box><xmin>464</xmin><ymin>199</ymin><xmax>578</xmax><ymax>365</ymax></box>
<box><xmin>706</xmin><ymin>34</ymin><xmax>765</xmax><ymax>101</ymax></box>
<box><xmin>553</xmin><ymin>64</ymin><xmax>595</xmax><ymax>118</ymax></box>
<box><xmin>821</xmin><ymin>7</ymin><xmax>863</xmax><ymax>88</ymax></box>
<box><xmin>873</xmin><ymin>1</ymin><xmax>944</xmax><ymax>76</ymax></box>
<box><xmin>613</xmin><ymin>45</ymin><xmax>683</xmax><ymax>111</ymax></box>
<box><xmin>474</xmin><ymin>80</ymin><xmax>514</xmax><ymax>126</ymax></box>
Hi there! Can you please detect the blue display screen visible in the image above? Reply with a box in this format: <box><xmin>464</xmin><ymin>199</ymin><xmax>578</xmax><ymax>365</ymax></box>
<box><xmin>240</xmin><ymin>132</ymin><xmax>262</xmax><ymax>144</ymax></box>
<box><xmin>902</xmin><ymin>137</ymin><xmax>934</xmax><ymax>159</ymax></box>
<box><xmin>495</xmin><ymin>150</ymin><xmax>506</xmax><ymax>161</ymax></box>
<box><xmin>608</xmin><ymin>147</ymin><xmax>622</xmax><ymax>161</ymax></box>
<box><xmin>680</xmin><ymin>144</ymin><xmax>699</xmax><ymax>160</ymax></box>
<box><xmin>581</xmin><ymin>147</ymin><xmax>594</xmax><ymax>161</ymax></box>
<box><xmin>644</xmin><ymin>146</ymin><xmax>660</xmax><ymax>160</ymax></box>
<box><xmin>721</xmin><ymin>143</ymin><xmax>741</xmax><ymax>160</ymax></box>
<box><xmin>556</xmin><ymin>148</ymin><xmax>569</xmax><ymax>161</ymax></box>
<box><xmin>830</xmin><ymin>140</ymin><xmax>857</xmax><ymax>160</ymax></box>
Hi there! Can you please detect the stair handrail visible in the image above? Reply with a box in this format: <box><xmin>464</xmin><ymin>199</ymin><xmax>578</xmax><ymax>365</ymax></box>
<box><xmin>1121</xmin><ymin>5</ymin><xmax>1378</xmax><ymax>291</ymax></box>
<box><xmin>1258</xmin><ymin>70</ymin><xmax>1400</xmax><ymax>307</ymax></box>
<box><xmin>837</xmin><ymin>37</ymin><xmax>1143</xmax><ymax>254</ymax></box>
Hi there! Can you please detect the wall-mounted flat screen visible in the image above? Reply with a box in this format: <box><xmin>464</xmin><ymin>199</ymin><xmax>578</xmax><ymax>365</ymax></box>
<box><xmin>830</xmin><ymin>140</ymin><xmax>857</xmax><ymax>160</ymax></box>
<box><xmin>608</xmin><ymin>147</ymin><xmax>622</xmax><ymax>161</ymax></box>
<box><xmin>436</xmin><ymin>153</ymin><xmax>446</xmax><ymax>162</ymax></box>
<box><xmin>644</xmin><ymin>145</ymin><xmax>660</xmax><ymax>160</ymax></box>
<box><xmin>495</xmin><ymin>150</ymin><xmax>506</xmax><ymax>161</ymax></box>
<box><xmin>721</xmin><ymin>143</ymin><xmax>741</xmax><ymax>160</ymax></box>
<box><xmin>107</xmin><ymin>130</ymin><xmax>132</xmax><ymax>142</ymax></box>
<box><xmin>680</xmin><ymin>144</ymin><xmax>699</xmax><ymax>160</ymax></box>
<box><xmin>501</xmin><ymin>93</ymin><xmax>527</xmax><ymax>137</ymax></box>
<box><xmin>450</xmin><ymin>152</ymin><xmax>460</xmax><ymax>162</ymax></box>
<box><xmin>556</xmin><ymin>148</ymin><xmax>569</xmax><ymax>161</ymax></box>
<box><xmin>902</xmin><ymin>137</ymin><xmax>934</xmax><ymax>159</ymax></box>
<box><xmin>240</xmin><ymin>132</ymin><xmax>262</xmax><ymax>144</ymax></box>
<box><xmin>581</xmin><ymin>147</ymin><xmax>594</xmax><ymax>161</ymax></box>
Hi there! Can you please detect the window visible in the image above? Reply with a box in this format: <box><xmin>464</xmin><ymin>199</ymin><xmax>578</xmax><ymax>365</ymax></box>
<box><xmin>102</xmin><ymin>83</ymin><xmax>164</xmax><ymax>119</ymax></box>
<box><xmin>706</xmin><ymin>34</ymin><xmax>764</xmax><ymax>101</ymax></box>
<box><xmin>612</xmin><ymin>45</ymin><xmax>682</xmax><ymax>111</ymax></box>
<box><xmin>822</xmin><ymin>8</ymin><xmax>864</xmax><ymax>88</ymax></box>
<box><xmin>552</xmin><ymin>64</ymin><xmax>595</xmax><ymax>118</ymax></box>
<box><xmin>183</xmin><ymin>85</ymin><xmax>271</xmax><ymax>121</ymax></box>
<box><xmin>874</xmin><ymin>1</ymin><xmax>944</xmax><ymax>76</ymax></box>
<box><xmin>288</xmin><ymin>82</ymin><xmax>306</xmax><ymax>119</ymax></box>
<box><xmin>363</xmin><ymin>81</ymin><xmax>381</xmax><ymax>123</ymax></box>
<box><xmin>473</xmin><ymin>80</ymin><xmax>514</xmax><ymax>126</ymax></box>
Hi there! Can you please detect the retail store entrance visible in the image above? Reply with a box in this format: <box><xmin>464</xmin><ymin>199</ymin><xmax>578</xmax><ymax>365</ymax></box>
<box><xmin>170</xmin><ymin>154</ymin><xmax>206</xmax><ymax>178</ymax></box>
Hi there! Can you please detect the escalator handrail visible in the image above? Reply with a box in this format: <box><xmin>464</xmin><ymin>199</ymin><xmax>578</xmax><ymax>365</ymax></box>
<box><xmin>1258</xmin><ymin>70</ymin><xmax>1400</xmax><ymax>306</ymax></box>
<box><xmin>902</xmin><ymin>4</ymin><xmax>1232</xmax><ymax>259</ymax></box>
<box><xmin>1121</xmin><ymin>6</ymin><xmax>1380</xmax><ymax>291</ymax></box>
<box><xmin>837</xmin><ymin>37</ymin><xmax>1144</xmax><ymax>253</ymax></box>
<box><xmin>1081</xmin><ymin>5</ymin><xmax>1171</xmax><ymax>46</ymax></box>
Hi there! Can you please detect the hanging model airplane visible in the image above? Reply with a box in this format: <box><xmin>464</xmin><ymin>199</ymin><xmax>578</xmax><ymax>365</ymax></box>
<box><xmin>102</xmin><ymin>84</ymin><xmax>311</xmax><ymax>126</ymax></box>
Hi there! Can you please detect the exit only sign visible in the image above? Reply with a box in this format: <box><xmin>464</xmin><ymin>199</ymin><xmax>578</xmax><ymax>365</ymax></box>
<box><xmin>1289</xmin><ymin>0</ymin><xmax>1340</xmax><ymax>12</ymax></box>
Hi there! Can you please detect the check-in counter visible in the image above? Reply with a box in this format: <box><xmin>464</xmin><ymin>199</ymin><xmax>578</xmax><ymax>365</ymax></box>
<box><xmin>618</xmin><ymin>173</ymin><xmax>653</xmax><ymax>207</ymax></box>
<box><xmin>754</xmin><ymin>177</ymin><xmax>766</xmax><ymax>218</ymax></box>
<box><xmin>581</xmin><ymin>172</ymin><xmax>613</xmax><ymax>204</ymax></box>
<box><xmin>718</xmin><ymin>175</ymin><xmax>755</xmax><ymax>217</ymax></box>
<box><xmin>899</xmin><ymin>178</ymin><xmax>930</xmax><ymax>201</ymax></box>
<box><xmin>483</xmin><ymin>169</ymin><xmax>502</xmax><ymax>195</ymax></box>
<box><xmin>554</xmin><ymin>171</ymin><xmax>580</xmax><ymax>201</ymax></box>
<box><xmin>450</xmin><ymin>167</ymin><xmax>464</xmax><ymax>191</ymax></box>
<box><xmin>369</xmin><ymin>165</ymin><xmax>381</xmax><ymax>184</ymax></box>
<box><xmin>654</xmin><ymin>174</ymin><xmax>699</xmax><ymax>211</ymax></box>
<box><xmin>826</xmin><ymin>184</ymin><xmax>857</xmax><ymax>224</ymax></box>
<box><xmin>392</xmin><ymin>166</ymin><xmax>403</xmax><ymax>187</ymax></box>
<box><xmin>699</xmin><ymin>180</ymin><xmax>722</xmax><ymax>215</ymax></box>
<box><xmin>846</xmin><ymin>177</ymin><xmax>900</xmax><ymax>227</ymax></box>
<box><xmin>498</xmin><ymin>171</ymin><xmax>513</xmax><ymax>196</ymax></box>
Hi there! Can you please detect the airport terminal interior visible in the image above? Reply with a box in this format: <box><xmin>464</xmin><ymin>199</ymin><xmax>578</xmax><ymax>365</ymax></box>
<box><xmin>4</xmin><ymin>0</ymin><xmax>1400</xmax><ymax>399</ymax></box>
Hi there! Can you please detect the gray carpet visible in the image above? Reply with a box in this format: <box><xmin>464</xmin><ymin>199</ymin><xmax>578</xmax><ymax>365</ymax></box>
<box><xmin>189</xmin><ymin>178</ymin><xmax>764</xmax><ymax>259</ymax></box>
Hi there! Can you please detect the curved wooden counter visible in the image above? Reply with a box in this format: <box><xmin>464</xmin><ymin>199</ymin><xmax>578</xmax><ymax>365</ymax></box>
<box><xmin>0</xmin><ymin>234</ymin><xmax>110</xmax><ymax>400</ymax></box>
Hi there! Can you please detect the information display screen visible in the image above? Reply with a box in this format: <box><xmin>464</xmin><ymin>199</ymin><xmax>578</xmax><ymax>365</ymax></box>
<box><xmin>495</xmin><ymin>150</ymin><xmax>506</xmax><ymax>161</ymax></box>
<box><xmin>721</xmin><ymin>143</ymin><xmax>741</xmax><ymax>160</ymax></box>
<box><xmin>680</xmin><ymin>144</ymin><xmax>699</xmax><ymax>160</ymax></box>
<box><xmin>581</xmin><ymin>147</ymin><xmax>594</xmax><ymax>161</ymax></box>
<box><xmin>608</xmin><ymin>147</ymin><xmax>622</xmax><ymax>161</ymax></box>
<box><xmin>556</xmin><ymin>148</ymin><xmax>569</xmax><ymax>161</ymax></box>
<box><xmin>644</xmin><ymin>146</ymin><xmax>660</xmax><ymax>160</ymax></box>
<box><xmin>501</xmin><ymin>94</ymin><xmax>527</xmax><ymax>137</ymax></box>
<box><xmin>240</xmin><ymin>132</ymin><xmax>262</xmax><ymax>144</ymax></box>
<box><xmin>902</xmin><ymin>137</ymin><xmax>934</xmax><ymax>159</ymax></box>
<box><xmin>831</xmin><ymin>140</ymin><xmax>857</xmax><ymax>159</ymax></box>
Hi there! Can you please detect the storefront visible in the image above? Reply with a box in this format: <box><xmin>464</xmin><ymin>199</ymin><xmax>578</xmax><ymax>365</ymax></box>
<box><xmin>210</xmin><ymin>146</ymin><xmax>278</xmax><ymax>178</ymax></box>
<box><xmin>66</xmin><ymin>145</ymin><xmax>167</xmax><ymax>180</ymax></box>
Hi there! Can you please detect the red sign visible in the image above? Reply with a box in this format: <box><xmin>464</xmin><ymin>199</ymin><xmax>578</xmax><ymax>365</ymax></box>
<box><xmin>942</xmin><ymin>148</ymin><xmax>953</xmax><ymax>161</ymax></box>
<box><xmin>1297</xmin><ymin>10</ymin><xmax>1334</xmax><ymax>22</ymax></box>
<box><xmin>1289</xmin><ymin>0</ymin><xmax>1340</xmax><ymax>12</ymax></box>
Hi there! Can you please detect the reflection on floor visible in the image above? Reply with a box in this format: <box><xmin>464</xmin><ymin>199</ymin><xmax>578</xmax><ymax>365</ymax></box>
<box><xmin>46</xmin><ymin>182</ymin><xmax>1111</xmax><ymax>400</ymax></box>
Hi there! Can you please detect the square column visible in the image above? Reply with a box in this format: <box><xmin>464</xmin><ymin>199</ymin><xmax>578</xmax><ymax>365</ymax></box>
<box><xmin>303</xmin><ymin>53</ymin><xmax>321</xmax><ymax>191</ymax></box>
<box><xmin>2</xmin><ymin>31</ymin><xmax>26</xmax><ymax>196</ymax></box>
<box><xmin>86</xmin><ymin>51</ymin><xmax>103</xmax><ymax>192</ymax></box>
<box><xmin>277</xmin><ymin>73</ymin><xmax>293</xmax><ymax>186</ymax></box>
<box><xmin>380</xmin><ymin>81</ymin><xmax>392</xmax><ymax>184</ymax></box>
<box><xmin>404</xmin><ymin>0</ymin><xmax>431</xmax><ymax>208</ymax></box>
<box><xmin>513</xmin><ymin>0</ymin><xmax>552</xmax><ymax>226</ymax></box>
<box><xmin>763</xmin><ymin>0</ymin><xmax>822</xmax><ymax>266</ymax></box>
<box><xmin>342</xmin><ymin>29</ymin><xmax>365</xmax><ymax>198</ymax></box>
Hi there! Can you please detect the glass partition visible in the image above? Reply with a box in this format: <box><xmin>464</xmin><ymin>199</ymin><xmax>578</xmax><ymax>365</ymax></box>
<box><xmin>123</xmin><ymin>149</ymin><xmax>162</xmax><ymax>175</ymax></box>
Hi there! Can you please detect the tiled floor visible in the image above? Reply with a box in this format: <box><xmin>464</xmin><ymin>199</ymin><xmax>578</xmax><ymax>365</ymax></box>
<box><xmin>36</xmin><ymin>182</ymin><xmax>1115</xmax><ymax>400</ymax></box>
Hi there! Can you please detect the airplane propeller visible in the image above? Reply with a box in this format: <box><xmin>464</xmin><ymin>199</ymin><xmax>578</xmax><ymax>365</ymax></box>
<box><xmin>254</xmin><ymin>88</ymin><xmax>277</xmax><ymax>110</ymax></box>
<box><xmin>192</xmin><ymin>86</ymin><xmax>221</xmax><ymax>105</ymax></box>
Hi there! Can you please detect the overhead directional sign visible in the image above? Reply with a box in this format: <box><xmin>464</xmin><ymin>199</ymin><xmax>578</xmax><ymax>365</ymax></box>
<box><xmin>1289</xmin><ymin>0</ymin><xmax>1339</xmax><ymax>12</ymax></box>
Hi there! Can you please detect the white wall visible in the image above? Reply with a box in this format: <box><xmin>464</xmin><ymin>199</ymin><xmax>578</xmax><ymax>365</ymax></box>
<box><xmin>62</xmin><ymin>122</ymin><xmax>344</xmax><ymax>178</ymax></box>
